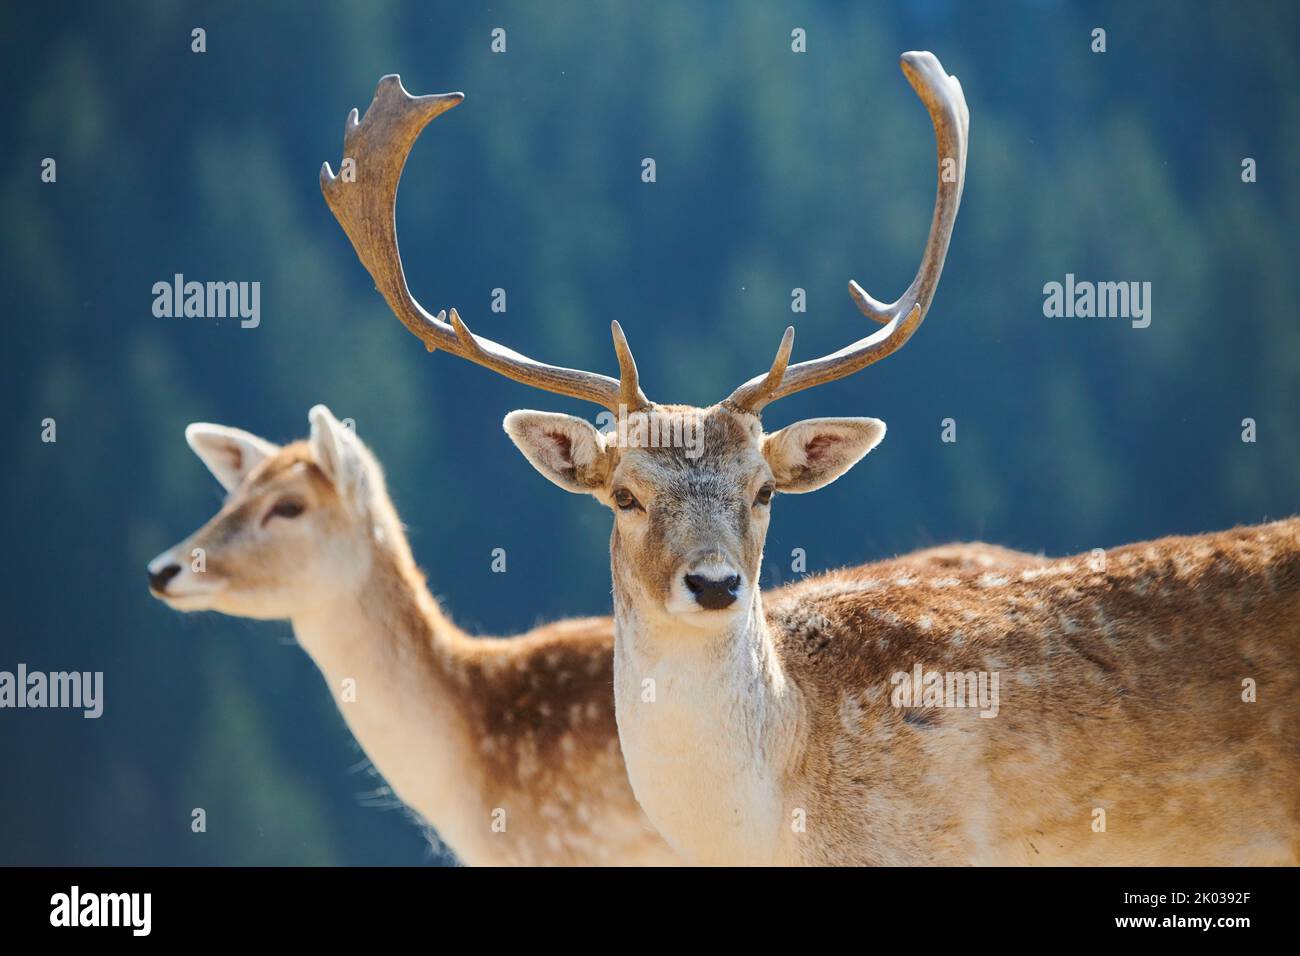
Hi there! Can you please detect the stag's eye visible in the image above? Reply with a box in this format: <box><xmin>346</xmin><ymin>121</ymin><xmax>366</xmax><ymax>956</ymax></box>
<box><xmin>754</xmin><ymin>484</ymin><xmax>774</xmax><ymax>507</ymax></box>
<box><xmin>268</xmin><ymin>498</ymin><xmax>306</xmax><ymax>521</ymax></box>
<box><xmin>613</xmin><ymin>489</ymin><xmax>641</xmax><ymax>512</ymax></box>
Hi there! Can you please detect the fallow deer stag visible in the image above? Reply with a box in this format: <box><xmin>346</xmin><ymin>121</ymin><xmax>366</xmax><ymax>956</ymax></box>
<box><xmin>146</xmin><ymin>409</ymin><xmax>1031</xmax><ymax>866</ymax></box>
<box><xmin>324</xmin><ymin>53</ymin><xmax>1299</xmax><ymax>865</ymax></box>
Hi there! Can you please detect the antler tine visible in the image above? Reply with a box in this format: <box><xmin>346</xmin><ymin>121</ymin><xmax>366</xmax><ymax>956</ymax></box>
<box><xmin>610</xmin><ymin>321</ymin><xmax>650</xmax><ymax>411</ymax></box>
<box><xmin>725</xmin><ymin>51</ymin><xmax>968</xmax><ymax>414</ymax></box>
<box><xmin>322</xmin><ymin>75</ymin><xmax>643</xmax><ymax>413</ymax></box>
<box><xmin>723</xmin><ymin>327</ymin><xmax>795</xmax><ymax>413</ymax></box>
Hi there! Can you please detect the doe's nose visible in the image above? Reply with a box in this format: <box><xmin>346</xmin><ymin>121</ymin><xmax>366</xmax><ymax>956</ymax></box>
<box><xmin>684</xmin><ymin>572</ymin><xmax>741</xmax><ymax>610</ymax></box>
<box><xmin>148</xmin><ymin>563</ymin><xmax>181</xmax><ymax>593</ymax></box>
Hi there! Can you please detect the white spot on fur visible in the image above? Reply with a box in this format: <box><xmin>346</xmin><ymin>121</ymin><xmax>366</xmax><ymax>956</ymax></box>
<box><xmin>839</xmin><ymin>694</ymin><xmax>865</xmax><ymax>733</ymax></box>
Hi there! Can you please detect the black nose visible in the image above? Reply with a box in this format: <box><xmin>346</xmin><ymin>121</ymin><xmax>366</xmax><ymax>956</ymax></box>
<box><xmin>149</xmin><ymin>563</ymin><xmax>181</xmax><ymax>593</ymax></box>
<box><xmin>684</xmin><ymin>573</ymin><xmax>741</xmax><ymax>610</ymax></box>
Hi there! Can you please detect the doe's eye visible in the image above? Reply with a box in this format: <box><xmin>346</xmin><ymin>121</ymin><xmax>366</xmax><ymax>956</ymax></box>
<box><xmin>268</xmin><ymin>498</ymin><xmax>305</xmax><ymax>520</ymax></box>
<box><xmin>754</xmin><ymin>484</ymin><xmax>774</xmax><ymax>506</ymax></box>
<box><xmin>613</xmin><ymin>489</ymin><xmax>641</xmax><ymax>512</ymax></box>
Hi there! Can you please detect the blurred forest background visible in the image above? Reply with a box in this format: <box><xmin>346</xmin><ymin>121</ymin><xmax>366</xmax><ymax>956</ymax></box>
<box><xmin>1</xmin><ymin>0</ymin><xmax>1297</xmax><ymax>864</ymax></box>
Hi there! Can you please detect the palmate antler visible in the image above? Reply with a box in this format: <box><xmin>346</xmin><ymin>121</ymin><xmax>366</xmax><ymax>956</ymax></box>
<box><xmin>724</xmin><ymin>51</ymin><xmax>970</xmax><ymax>414</ymax></box>
<box><xmin>324</xmin><ymin>52</ymin><xmax>967</xmax><ymax>418</ymax></box>
<box><xmin>321</xmin><ymin>75</ymin><xmax>648</xmax><ymax>413</ymax></box>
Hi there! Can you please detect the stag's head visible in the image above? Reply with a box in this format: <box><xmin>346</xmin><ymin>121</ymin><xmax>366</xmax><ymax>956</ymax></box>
<box><xmin>147</xmin><ymin>406</ymin><xmax>390</xmax><ymax>619</ymax></box>
<box><xmin>505</xmin><ymin>404</ymin><xmax>883</xmax><ymax>628</ymax></box>
<box><xmin>321</xmin><ymin>53</ymin><xmax>967</xmax><ymax>633</ymax></box>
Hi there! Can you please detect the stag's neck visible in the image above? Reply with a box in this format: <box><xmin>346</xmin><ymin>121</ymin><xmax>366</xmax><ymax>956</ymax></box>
<box><xmin>290</xmin><ymin>529</ymin><xmax>482</xmax><ymax>857</ymax></box>
<box><xmin>612</xmin><ymin>588</ymin><xmax>804</xmax><ymax>865</ymax></box>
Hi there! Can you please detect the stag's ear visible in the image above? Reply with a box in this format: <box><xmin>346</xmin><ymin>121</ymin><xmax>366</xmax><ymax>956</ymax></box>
<box><xmin>308</xmin><ymin>405</ymin><xmax>368</xmax><ymax>505</ymax></box>
<box><xmin>503</xmin><ymin>411</ymin><xmax>611</xmax><ymax>495</ymax></box>
<box><xmin>186</xmin><ymin>423</ymin><xmax>280</xmax><ymax>492</ymax></box>
<box><xmin>762</xmin><ymin>418</ymin><xmax>886</xmax><ymax>494</ymax></box>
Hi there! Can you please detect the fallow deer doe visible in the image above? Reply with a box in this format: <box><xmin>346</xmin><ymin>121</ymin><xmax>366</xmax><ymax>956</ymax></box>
<box><xmin>323</xmin><ymin>53</ymin><xmax>1299</xmax><ymax>865</ymax></box>
<box><xmin>147</xmin><ymin>406</ymin><xmax>1031</xmax><ymax>864</ymax></box>
<box><xmin>147</xmin><ymin>405</ymin><xmax>675</xmax><ymax>865</ymax></box>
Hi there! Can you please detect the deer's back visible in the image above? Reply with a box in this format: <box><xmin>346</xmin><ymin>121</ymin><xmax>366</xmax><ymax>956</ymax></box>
<box><xmin>769</xmin><ymin>518</ymin><xmax>1300</xmax><ymax>864</ymax></box>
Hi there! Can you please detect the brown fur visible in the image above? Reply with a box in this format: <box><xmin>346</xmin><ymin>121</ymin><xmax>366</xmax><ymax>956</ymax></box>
<box><xmin>771</xmin><ymin>520</ymin><xmax>1300</xmax><ymax>864</ymax></box>
<box><xmin>448</xmin><ymin>543</ymin><xmax>1049</xmax><ymax>807</ymax></box>
<box><xmin>163</xmin><ymin>428</ymin><xmax>1045</xmax><ymax>865</ymax></box>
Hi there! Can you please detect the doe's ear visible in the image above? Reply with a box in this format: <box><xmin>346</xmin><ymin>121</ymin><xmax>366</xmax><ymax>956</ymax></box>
<box><xmin>185</xmin><ymin>423</ymin><xmax>279</xmax><ymax>492</ymax></box>
<box><xmin>503</xmin><ymin>410</ymin><xmax>610</xmax><ymax>495</ymax></box>
<box><xmin>308</xmin><ymin>404</ymin><xmax>367</xmax><ymax>504</ymax></box>
<box><xmin>762</xmin><ymin>417</ymin><xmax>886</xmax><ymax>494</ymax></box>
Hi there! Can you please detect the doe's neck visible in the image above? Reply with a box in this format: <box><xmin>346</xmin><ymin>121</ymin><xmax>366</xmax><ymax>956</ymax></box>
<box><xmin>293</xmin><ymin>525</ymin><xmax>463</xmax><ymax>677</ymax></box>
<box><xmin>289</xmin><ymin>514</ymin><xmax>478</xmax><ymax>838</ymax></box>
